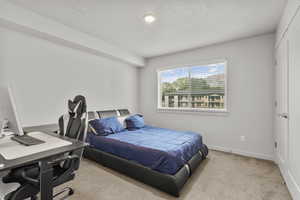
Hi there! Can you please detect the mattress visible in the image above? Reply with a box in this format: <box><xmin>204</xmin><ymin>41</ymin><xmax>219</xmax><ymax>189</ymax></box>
<box><xmin>86</xmin><ymin>126</ymin><xmax>203</xmax><ymax>175</ymax></box>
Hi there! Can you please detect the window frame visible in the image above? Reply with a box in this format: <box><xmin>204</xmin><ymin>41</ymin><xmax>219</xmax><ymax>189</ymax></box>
<box><xmin>157</xmin><ymin>59</ymin><xmax>228</xmax><ymax>113</ymax></box>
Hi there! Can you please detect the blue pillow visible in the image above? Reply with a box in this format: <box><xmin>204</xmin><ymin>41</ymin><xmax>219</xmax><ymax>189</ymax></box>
<box><xmin>125</xmin><ymin>114</ymin><xmax>145</xmax><ymax>130</ymax></box>
<box><xmin>89</xmin><ymin>117</ymin><xmax>124</xmax><ymax>136</ymax></box>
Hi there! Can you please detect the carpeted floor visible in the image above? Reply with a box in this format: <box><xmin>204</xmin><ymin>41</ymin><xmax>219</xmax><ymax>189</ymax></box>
<box><xmin>59</xmin><ymin>150</ymin><xmax>292</xmax><ymax>200</ymax></box>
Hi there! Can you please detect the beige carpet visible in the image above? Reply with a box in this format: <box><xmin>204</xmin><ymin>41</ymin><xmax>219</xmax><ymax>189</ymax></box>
<box><xmin>60</xmin><ymin>150</ymin><xmax>291</xmax><ymax>200</ymax></box>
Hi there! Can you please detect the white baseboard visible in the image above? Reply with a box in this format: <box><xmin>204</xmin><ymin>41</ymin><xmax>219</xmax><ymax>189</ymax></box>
<box><xmin>277</xmin><ymin>155</ymin><xmax>300</xmax><ymax>200</ymax></box>
<box><xmin>207</xmin><ymin>145</ymin><xmax>274</xmax><ymax>161</ymax></box>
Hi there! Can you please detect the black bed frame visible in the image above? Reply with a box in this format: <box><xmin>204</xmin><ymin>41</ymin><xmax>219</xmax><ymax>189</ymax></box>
<box><xmin>83</xmin><ymin>109</ymin><xmax>209</xmax><ymax>197</ymax></box>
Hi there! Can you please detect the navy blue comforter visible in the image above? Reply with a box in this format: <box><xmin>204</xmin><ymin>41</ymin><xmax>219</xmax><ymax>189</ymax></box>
<box><xmin>86</xmin><ymin>126</ymin><xmax>203</xmax><ymax>175</ymax></box>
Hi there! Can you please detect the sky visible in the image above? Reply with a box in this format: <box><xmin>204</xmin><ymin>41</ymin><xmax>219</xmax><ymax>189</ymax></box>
<box><xmin>160</xmin><ymin>62</ymin><xmax>225</xmax><ymax>83</ymax></box>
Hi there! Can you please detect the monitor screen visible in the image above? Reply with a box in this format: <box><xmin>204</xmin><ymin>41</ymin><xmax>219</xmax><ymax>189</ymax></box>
<box><xmin>0</xmin><ymin>85</ymin><xmax>24</xmax><ymax>136</ymax></box>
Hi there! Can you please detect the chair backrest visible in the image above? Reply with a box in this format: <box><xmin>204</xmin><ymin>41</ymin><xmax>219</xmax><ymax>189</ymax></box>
<box><xmin>58</xmin><ymin>95</ymin><xmax>88</xmax><ymax>142</ymax></box>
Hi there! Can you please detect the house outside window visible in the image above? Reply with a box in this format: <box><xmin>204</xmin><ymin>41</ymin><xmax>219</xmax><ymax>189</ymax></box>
<box><xmin>157</xmin><ymin>61</ymin><xmax>227</xmax><ymax>112</ymax></box>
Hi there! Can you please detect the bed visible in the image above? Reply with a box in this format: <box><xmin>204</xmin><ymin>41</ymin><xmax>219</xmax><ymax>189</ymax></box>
<box><xmin>83</xmin><ymin>109</ymin><xmax>208</xmax><ymax>197</ymax></box>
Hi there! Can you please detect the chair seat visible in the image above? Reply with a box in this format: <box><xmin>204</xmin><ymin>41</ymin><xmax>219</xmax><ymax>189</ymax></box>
<box><xmin>3</xmin><ymin>164</ymin><xmax>71</xmax><ymax>185</ymax></box>
<box><xmin>2</xmin><ymin>164</ymin><xmax>75</xmax><ymax>200</ymax></box>
<box><xmin>3</xmin><ymin>164</ymin><xmax>39</xmax><ymax>184</ymax></box>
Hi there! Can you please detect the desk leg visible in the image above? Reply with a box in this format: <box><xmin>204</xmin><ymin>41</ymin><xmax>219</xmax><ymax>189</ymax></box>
<box><xmin>39</xmin><ymin>160</ymin><xmax>53</xmax><ymax>200</ymax></box>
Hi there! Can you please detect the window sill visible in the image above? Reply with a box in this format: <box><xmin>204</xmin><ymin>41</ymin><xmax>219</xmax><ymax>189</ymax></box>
<box><xmin>157</xmin><ymin>107</ymin><xmax>229</xmax><ymax>116</ymax></box>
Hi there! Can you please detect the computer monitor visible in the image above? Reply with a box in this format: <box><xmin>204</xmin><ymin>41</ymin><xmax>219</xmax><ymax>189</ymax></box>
<box><xmin>0</xmin><ymin>85</ymin><xmax>24</xmax><ymax>136</ymax></box>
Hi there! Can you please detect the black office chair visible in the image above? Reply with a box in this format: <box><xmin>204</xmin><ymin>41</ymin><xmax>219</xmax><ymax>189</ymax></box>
<box><xmin>2</xmin><ymin>95</ymin><xmax>88</xmax><ymax>200</ymax></box>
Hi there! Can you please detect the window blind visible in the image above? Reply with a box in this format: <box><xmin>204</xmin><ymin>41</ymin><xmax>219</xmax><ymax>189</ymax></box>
<box><xmin>158</xmin><ymin>62</ymin><xmax>226</xmax><ymax>111</ymax></box>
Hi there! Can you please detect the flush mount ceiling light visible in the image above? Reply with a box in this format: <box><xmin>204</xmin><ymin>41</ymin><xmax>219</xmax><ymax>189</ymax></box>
<box><xmin>144</xmin><ymin>14</ymin><xmax>156</xmax><ymax>24</ymax></box>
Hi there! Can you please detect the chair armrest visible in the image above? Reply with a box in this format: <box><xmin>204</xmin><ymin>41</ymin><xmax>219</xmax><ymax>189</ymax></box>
<box><xmin>52</xmin><ymin>155</ymin><xmax>80</xmax><ymax>186</ymax></box>
<box><xmin>21</xmin><ymin>170</ymin><xmax>39</xmax><ymax>185</ymax></box>
<box><xmin>48</xmin><ymin>155</ymin><xmax>78</xmax><ymax>166</ymax></box>
<box><xmin>19</xmin><ymin>154</ymin><xmax>79</xmax><ymax>186</ymax></box>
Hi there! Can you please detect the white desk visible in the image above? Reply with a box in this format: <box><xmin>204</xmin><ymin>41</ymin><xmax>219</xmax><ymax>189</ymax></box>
<box><xmin>0</xmin><ymin>132</ymin><xmax>72</xmax><ymax>160</ymax></box>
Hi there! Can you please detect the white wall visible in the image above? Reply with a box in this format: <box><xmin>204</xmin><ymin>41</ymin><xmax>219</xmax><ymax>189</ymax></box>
<box><xmin>139</xmin><ymin>34</ymin><xmax>275</xmax><ymax>160</ymax></box>
<box><xmin>0</xmin><ymin>26</ymin><xmax>139</xmax><ymax>126</ymax></box>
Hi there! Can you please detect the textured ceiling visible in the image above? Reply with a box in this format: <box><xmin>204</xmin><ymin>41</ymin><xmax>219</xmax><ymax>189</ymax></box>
<box><xmin>10</xmin><ymin>0</ymin><xmax>286</xmax><ymax>57</ymax></box>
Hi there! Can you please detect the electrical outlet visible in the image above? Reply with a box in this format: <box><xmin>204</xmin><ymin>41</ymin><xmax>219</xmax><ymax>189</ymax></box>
<box><xmin>240</xmin><ymin>136</ymin><xmax>246</xmax><ymax>142</ymax></box>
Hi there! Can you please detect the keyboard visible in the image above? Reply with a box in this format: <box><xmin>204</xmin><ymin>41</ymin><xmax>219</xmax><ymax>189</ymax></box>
<box><xmin>11</xmin><ymin>135</ymin><xmax>45</xmax><ymax>146</ymax></box>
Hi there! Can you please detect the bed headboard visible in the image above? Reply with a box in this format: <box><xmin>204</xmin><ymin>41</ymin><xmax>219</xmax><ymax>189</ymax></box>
<box><xmin>87</xmin><ymin>109</ymin><xmax>130</xmax><ymax>121</ymax></box>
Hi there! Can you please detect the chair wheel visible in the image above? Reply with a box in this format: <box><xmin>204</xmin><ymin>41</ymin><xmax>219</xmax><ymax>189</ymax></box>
<box><xmin>53</xmin><ymin>187</ymin><xmax>74</xmax><ymax>199</ymax></box>
<box><xmin>68</xmin><ymin>188</ymin><xmax>74</xmax><ymax>195</ymax></box>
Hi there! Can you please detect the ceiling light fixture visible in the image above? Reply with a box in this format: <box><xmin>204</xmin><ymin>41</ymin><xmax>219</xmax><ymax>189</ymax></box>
<box><xmin>144</xmin><ymin>14</ymin><xmax>156</xmax><ymax>24</ymax></box>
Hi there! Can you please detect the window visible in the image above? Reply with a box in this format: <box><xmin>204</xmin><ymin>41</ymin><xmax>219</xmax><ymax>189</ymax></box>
<box><xmin>157</xmin><ymin>61</ymin><xmax>227</xmax><ymax>112</ymax></box>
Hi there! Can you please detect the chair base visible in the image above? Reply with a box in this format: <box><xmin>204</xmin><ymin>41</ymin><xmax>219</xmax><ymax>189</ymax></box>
<box><xmin>4</xmin><ymin>185</ymin><xmax>74</xmax><ymax>200</ymax></box>
<box><xmin>4</xmin><ymin>184</ymin><xmax>39</xmax><ymax>200</ymax></box>
<box><xmin>53</xmin><ymin>187</ymin><xmax>74</xmax><ymax>199</ymax></box>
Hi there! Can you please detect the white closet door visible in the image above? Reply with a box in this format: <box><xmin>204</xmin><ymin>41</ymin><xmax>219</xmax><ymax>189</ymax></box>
<box><xmin>288</xmin><ymin>9</ymin><xmax>300</xmax><ymax>186</ymax></box>
<box><xmin>275</xmin><ymin>34</ymin><xmax>289</xmax><ymax>167</ymax></box>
